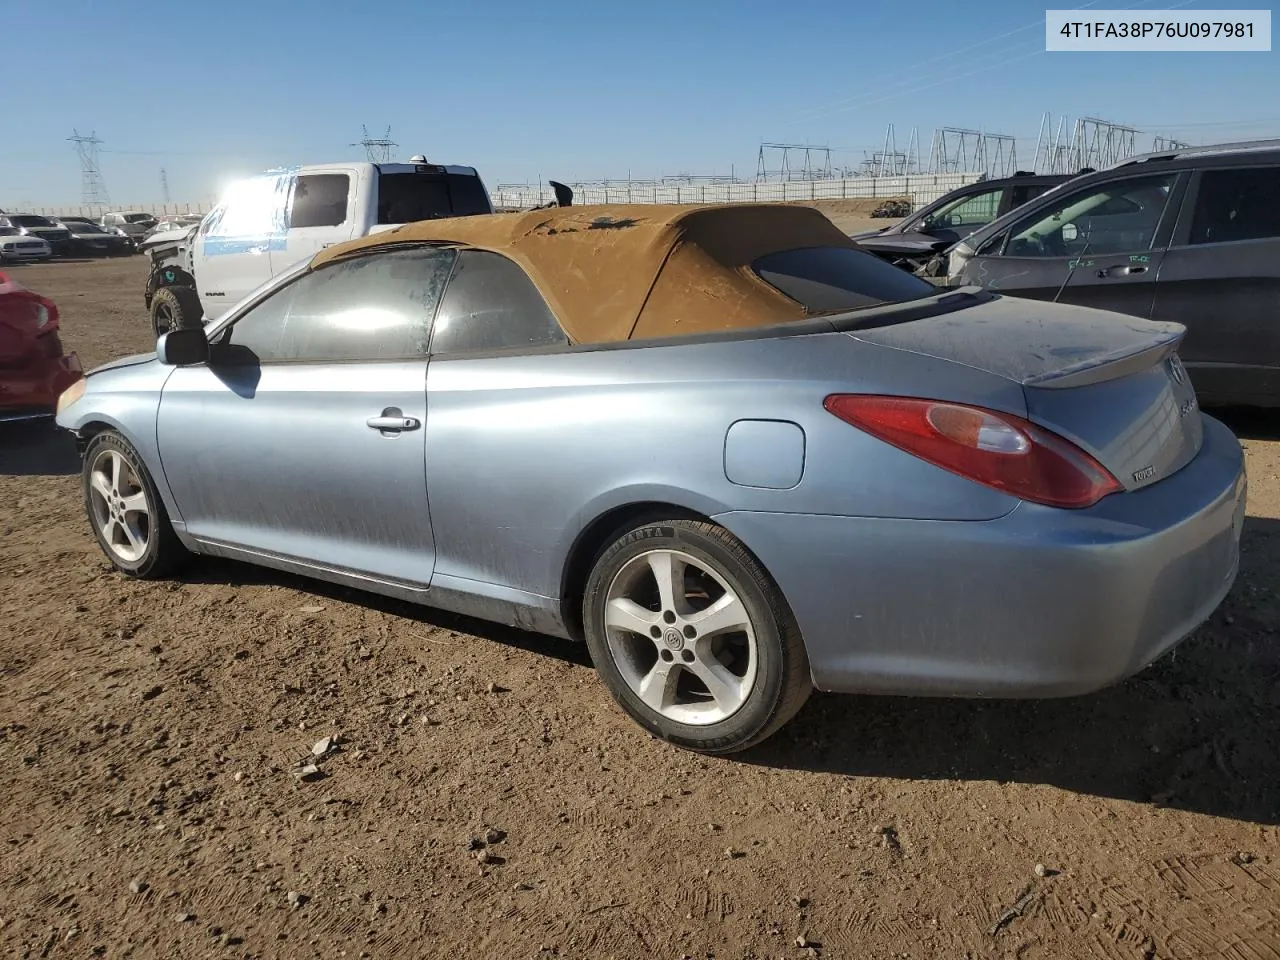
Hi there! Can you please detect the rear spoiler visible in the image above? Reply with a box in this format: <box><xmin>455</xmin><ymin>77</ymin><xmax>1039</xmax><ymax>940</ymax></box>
<box><xmin>1024</xmin><ymin>330</ymin><xmax>1183</xmax><ymax>388</ymax></box>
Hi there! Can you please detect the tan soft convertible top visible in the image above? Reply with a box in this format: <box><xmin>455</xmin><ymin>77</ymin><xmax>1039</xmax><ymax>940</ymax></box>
<box><xmin>310</xmin><ymin>203</ymin><xmax>860</xmax><ymax>344</ymax></box>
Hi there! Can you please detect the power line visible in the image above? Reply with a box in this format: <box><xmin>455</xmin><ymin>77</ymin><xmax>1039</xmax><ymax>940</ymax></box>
<box><xmin>786</xmin><ymin>0</ymin><xmax>1194</xmax><ymax>127</ymax></box>
<box><xmin>788</xmin><ymin>0</ymin><xmax>1108</xmax><ymax>127</ymax></box>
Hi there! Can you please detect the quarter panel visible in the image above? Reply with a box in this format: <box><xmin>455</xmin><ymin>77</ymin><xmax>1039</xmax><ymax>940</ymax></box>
<box><xmin>425</xmin><ymin>331</ymin><xmax>1024</xmax><ymax>600</ymax></box>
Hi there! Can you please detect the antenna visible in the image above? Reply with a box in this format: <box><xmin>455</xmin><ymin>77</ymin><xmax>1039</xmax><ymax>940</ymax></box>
<box><xmin>68</xmin><ymin>129</ymin><xmax>111</xmax><ymax>207</ymax></box>
<box><xmin>352</xmin><ymin>125</ymin><xmax>398</xmax><ymax>163</ymax></box>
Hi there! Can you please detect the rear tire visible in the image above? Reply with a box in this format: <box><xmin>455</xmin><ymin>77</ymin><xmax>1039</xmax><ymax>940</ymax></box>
<box><xmin>82</xmin><ymin>431</ymin><xmax>187</xmax><ymax>580</ymax></box>
<box><xmin>150</xmin><ymin>285</ymin><xmax>203</xmax><ymax>337</ymax></box>
<box><xmin>583</xmin><ymin>519</ymin><xmax>812</xmax><ymax>754</ymax></box>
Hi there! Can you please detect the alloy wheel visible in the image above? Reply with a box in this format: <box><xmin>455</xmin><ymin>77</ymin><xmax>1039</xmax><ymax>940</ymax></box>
<box><xmin>87</xmin><ymin>448</ymin><xmax>152</xmax><ymax>563</ymax></box>
<box><xmin>603</xmin><ymin>549</ymin><xmax>759</xmax><ymax>726</ymax></box>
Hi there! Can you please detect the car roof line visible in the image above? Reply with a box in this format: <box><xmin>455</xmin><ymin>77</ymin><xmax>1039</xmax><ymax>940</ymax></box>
<box><xmin>1104</xmin><ymin>138</ymin><xmax>1280</xmax><ymax>169</ymax></box>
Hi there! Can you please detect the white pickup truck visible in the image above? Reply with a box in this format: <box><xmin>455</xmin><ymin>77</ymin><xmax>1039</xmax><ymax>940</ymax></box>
<box><xmin>142</xmin><ymin>159</ymin><xmax>493</xmax><ymax>334</ymax></box>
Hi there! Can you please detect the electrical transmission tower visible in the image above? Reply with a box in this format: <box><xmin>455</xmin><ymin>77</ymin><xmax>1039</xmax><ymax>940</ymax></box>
<box><xmin>352</xmin><ymin>125</ymin><xmax>398</xmax><ymax>163</ymax></box>
<box><xmin>861</xmin><ymin>124</ymin><xmax>921</xmax><ymax>177</ymax></box>
<box><xmin>928</xmin><ymin>127</ymin><xmax>1017</xmax><ymax>177</ymax></box>
<box><xmin>755</xmin><ymin>142</ymin><xmax>834</xmax><ymax>181</ymax></box>
<box><xmin>160</xmin><ymin>168</ymin><xmax>171</xmax><ymax>204</ymax></box>
<box><xmin>1034</xmin><ymin>114</ymin><xmax>1140</xmax><ymax>173</ymax></box>
<box><xmin>68</xmin><ymin>130</ymin><xmax>111</xmax><ymax>206</ymax></box>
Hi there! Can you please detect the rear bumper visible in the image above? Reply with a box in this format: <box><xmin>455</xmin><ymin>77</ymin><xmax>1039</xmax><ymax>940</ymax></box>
<box><xmin>715</xmin><ymin>413</ymin><xmax>1246</xmax><ymax>698</ymax></box>
<box><xmin>0</xmin><ymin>352</ymin><xmax>83</xmax><ymax>415</ymax></box>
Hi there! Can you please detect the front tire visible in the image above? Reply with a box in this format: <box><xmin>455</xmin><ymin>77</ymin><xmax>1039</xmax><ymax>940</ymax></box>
<box><xmin>150</xmin><ymin>285</ymin><xmax>203</xmax><ymax>338</ymax></box>
<box><xmin>82</xmin><ymin>431</ymin><xmax>187</xmax><ymax>579</ymax></box>
<box><xmin>583</xmin><ymin>519</ymin><xmax>812</xmax><ymax>754</ymax></box>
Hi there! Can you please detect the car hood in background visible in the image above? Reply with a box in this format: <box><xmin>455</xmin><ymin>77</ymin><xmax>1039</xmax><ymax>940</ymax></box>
<box><xmin>853</xmin><ymin>231</ymin><xmax>951</xmax><ymax>255</ymax></box>
<box><xmin>137</xmin><ymin>225</ymin><xmax>197</xmax><ymax>254</ymax></box>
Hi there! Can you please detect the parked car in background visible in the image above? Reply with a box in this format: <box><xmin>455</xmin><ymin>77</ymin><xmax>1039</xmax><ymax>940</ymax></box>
<box><xmin>101</xmin><ymin>211</ymin><xmax>158</xmax><ymax>245</ymax></box>
<box><xmin>0</xmin><ymin>229</ymin><xmax>52</xmax><ymax>263</ymax></box>
<box><xmin>851</xmin><ymin>172</ymin><xmax>1083</xmax><ymax>273</ymax></box>
<box><xmin>56</xmin><ymin>203</ymin><xmax>1243</xmax><ymax>754</ymax></box>
<box><xmin>945</xmin><ymin>139</ymin><xmax>1280</xmax><ymax>407</ymax></box>
<box><xmin>144</xmin><ymin>158</ymin><xmax>492</xmax><ymax>334</ymax></box>
<box><xmin>0</xmin><ymin>214</ymin><xmax>71</xmax><ymax>257</ymax></box>
<box><xmin>54</xmin><ymin>220</ymin><xmax>135</xmax><ymax>258</ymax></box>
<box><xmin>145</xmin><ymin>215</ymin><xmax>204</xmax><ymax>241</ymax></box>
<box><xmin>0</xmin><ymin>272</ymin><xmax>82</xmax><ymax>421</ymax></box>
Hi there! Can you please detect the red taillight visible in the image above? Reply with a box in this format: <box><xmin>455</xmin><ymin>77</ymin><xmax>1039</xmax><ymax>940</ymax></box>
<box><xmin>824</xmin><ymin>394</ymin><xmax>1123</xmax><ymax>509</ymax></box>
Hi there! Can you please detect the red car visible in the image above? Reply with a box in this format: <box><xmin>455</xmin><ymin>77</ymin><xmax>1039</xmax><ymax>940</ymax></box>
<box><xmin>0</xmin><ymin>272</ymin><xmax>83</xmax><ymax>422</ymax></box>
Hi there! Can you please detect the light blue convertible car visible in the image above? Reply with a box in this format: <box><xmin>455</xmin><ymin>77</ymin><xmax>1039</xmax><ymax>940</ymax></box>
<box><xmin>55</xmin><ymin>203</ymin><xmax>1245</xmax><ymax>753</ymax></box>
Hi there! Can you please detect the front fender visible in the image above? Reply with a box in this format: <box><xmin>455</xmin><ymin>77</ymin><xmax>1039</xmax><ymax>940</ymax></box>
<box><xmin>57</xmin><ymin>385</ymin><xmax>185</xmax><ymax>527</ymax></box>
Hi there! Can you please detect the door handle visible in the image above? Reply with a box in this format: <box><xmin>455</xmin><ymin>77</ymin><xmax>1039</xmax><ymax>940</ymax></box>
<box><xmin>1096</xmin><ymin>264</ymin><xmax>1147</xmax><ymax>278</ymax></box>
<box><xmin>367</xmin><ymin>408</ymin><xmax>421</xmax><ymax>433</ymax></box>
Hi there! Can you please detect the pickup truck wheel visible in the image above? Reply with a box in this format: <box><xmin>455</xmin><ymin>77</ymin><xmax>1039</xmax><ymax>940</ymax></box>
<box><xmin>151</xmin><ymin>285</ymin><xmax>203</xmax><ymax>337</ymax></box>
<box><xmin>583</xmin><ymin>519</ymin><xmax>812</xmax><ymax>754</ymax></box>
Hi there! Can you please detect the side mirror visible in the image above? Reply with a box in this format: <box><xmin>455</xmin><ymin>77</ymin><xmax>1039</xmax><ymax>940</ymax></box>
<box><xmin>157</xmin><ymin>326</ymin><xmax>209</xmax><ymax>366</ymax></box>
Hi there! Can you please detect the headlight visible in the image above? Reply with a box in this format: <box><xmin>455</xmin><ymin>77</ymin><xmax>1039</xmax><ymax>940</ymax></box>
<box><xmin>56</xmin><ymin>377</ymin><xmax>86</xmax><ymax>415</ymax></box>
<box><xmin>35</xmin><ymin>304</ymin><xmax>49</xmax><ymax>328</ymax></box>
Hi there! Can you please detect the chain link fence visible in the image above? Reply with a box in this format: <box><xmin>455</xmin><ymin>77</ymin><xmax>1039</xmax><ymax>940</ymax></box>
<box><xmin>490</xmin><ymin>173</ymin><xmax>984</xmax><ymax>210</ymax></box>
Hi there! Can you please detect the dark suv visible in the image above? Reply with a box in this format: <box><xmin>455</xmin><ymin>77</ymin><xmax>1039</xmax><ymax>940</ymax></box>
<box><xmin>851</xmin><ymin>171</ymin><xmax>1080</xmax><ymax>271</ymax></box>
<box><xmin>945</xmin><ymin>140</ymin><xmax>1280</xmax><ymax>407</ymax></box>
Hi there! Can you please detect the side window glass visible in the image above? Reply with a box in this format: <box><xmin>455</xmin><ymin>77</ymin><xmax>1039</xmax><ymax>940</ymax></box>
<box><xmin>221</xmin><ymin>282</ymin><xmax>297</xmax><ymax>363</ymax></box>
<box><xmin>198</xmin><ymin>207</ymin><xmax>220</xmax><ymax>236</ymax></box>
<box><xmin>1189</xmin><ymin>167</ymin><xmax>1280</xmax><ymax>245</ymax></box>
<box><xmin>289</xmin><ymin>174</ymin><xmax>350</xmax><ymax>229</ymax></box>
<box><xmin>202</xmin><ymin>173</ymin><xmax>291</xmax><ymax>254</ymax></box>
<box><xmin>977</xmin><ymin>230</ymin><xmax>1008</xmax><ymax>256</ymax></box>
<box><xmin>1009</xmin><ymin>183</ymin><xmax>1052</xmax><ymax>208</ymax></box>
<box><xmin>1005</xmin><ymin>174</ymin><xmax>1176</xmax><ymax>258</ymax></box>
<box><xmin>923</xmin><ymin>188</ymin><xmax>1001</xmax><ymax>230</ymax></box>
<box><xmin>430</xmin><ymin>251</ymin><xmax>568</xmax><ymax>355</ymax></box>
<box><xmin>222</xmin><ymin>248</ymin><xmax>456</xmax><ymax>363</ymax></box>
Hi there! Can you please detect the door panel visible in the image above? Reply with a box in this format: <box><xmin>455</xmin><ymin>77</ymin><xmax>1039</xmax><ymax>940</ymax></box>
<box><xmin>958</xmin><ymin>171</ymin><xmax>1181</xmax><ymax>318</ymax></box>
<box><xmin>1153</xmin><ymin>164</ymin><xmax>1280</xmax><ymax>404</ymax></box>
<box><xmin>1154</xmin><ymin>241</ymin><xmax>1280</xmax><ymax>403</ymax></box>
<box><xmin>157</xmin><ymin>361</ymin><xmax>434</xmax><ymax>584</ymax></box>
<box><xmin>965</xmin><ymin>251</ymin><xmax>1162</xmax><ymax>319</ymax></box>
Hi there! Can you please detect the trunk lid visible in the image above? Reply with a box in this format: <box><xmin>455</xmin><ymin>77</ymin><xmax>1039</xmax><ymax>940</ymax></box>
<box><xmin>849</xmin><ymin>294</ymin><xmax>1202</xmax><ymax>492</ymax></box>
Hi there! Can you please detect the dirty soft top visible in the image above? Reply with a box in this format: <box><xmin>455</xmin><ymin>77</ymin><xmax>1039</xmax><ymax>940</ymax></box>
<box><xmin>310</xmin><ymin>204</ymin><xmax>860</xmax><ymax>344</ymax></box>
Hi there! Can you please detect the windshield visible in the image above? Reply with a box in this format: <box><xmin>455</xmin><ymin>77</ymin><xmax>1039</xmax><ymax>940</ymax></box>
<box><xmin>376</xmin><ymin>173</ymin><xmax>491</xmax><ymax>224</ymax></box>
<box><xmin>10</xmin><ymin>215</ymin><xmax>55</xmax><ymax>228</ymax></box>
<box><xmin>68</xmin><ymin>222</ymin><xmax>107</xmax><ymax>234</ymax></box>
<box><xmin>753</xmin><ymin>246</ymin><xmax>937</xmax><ymax>314</ymax></box>
<box><xmin>124</xmin><ymin>213</ymin><xmax>156</xmax><ymax>224</ymax></box>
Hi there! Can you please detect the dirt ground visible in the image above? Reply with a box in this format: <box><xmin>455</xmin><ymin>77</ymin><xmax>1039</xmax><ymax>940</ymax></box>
<box><xmin>2</xmin><ymin>256</ymin><xmax>1278</xmax><ymax>960</ymax></box>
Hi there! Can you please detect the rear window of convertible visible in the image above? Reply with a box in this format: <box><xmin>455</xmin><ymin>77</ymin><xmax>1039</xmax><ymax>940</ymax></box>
<box><xmin>753</xmin><ymin>246</ymin><xmax>936</xmax><ymax>313</ymax></box>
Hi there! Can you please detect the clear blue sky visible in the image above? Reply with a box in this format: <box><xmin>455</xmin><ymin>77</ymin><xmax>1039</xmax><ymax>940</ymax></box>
<box><xmin>1</xmin><ymin>0</ymin><xmax>1276</xmax><ymax>206</ymax></box>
